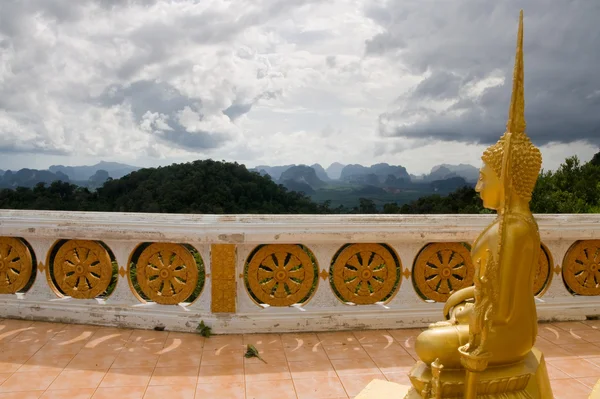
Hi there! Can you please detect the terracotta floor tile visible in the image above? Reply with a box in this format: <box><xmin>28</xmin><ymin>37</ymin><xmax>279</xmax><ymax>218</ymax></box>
<box><xmin>150</xmin><ymin>366</ymin><xmax>198</xmax><ymax>386</ymax></box>
<box><xmin>293</xmin><ymin>376</ymin><xmax>347</xmax><ymax>399</ymax></box>
<box><xmin>0</xmin><ymin>360</ymin><xmax>29</xmax><ymax>374</ymax></box>
<box><xmin>538</xmin><ymin>344</ymin><xmax>574</xmax><ymax>360</ymax></box>
<box><xmin>577</xmin><ymin>377</ymin><xmax>599</xmax><ymax>389</ymax></box>
<box><xmin>67</xmin><ymin>351</ymin><xmax>119</xmax><ymax>370</ymax></box>
<box><xmin>0</xmin><ymin>370</ymin><xmax>60</xmax><ymax>392</ymax></box>
<box><xmin>552</xmin><ymin>322</ymin><xmax>591</xmax><ymax>331</ymax></box>
<box><xmin>40</xmin><ymin>388</ymin><xmax>95</xmax><ymax>399</ymax></box>
<box><xmin>246</xmin><ymin>379</ymin><xmax>297</xmax><ymax>399</ymax></box>
<box><xmin>550</xmin><ymin>378</ymin><xmax>592</xmax><ymax>399</ymax></box>
<box><xmin>339</xmin><ymin>372</ymin><xmax>384</xmax><ymax>397</ymax></box>
<box><xmin>582</xmin><ymin>320</ymin><xmax>600</xmax><ymax>329</ymax></box>
<box><xmin>546</xmin><ymin>364</ymin><xmax>571</xmax><ymax>380</ymax></box>
<box><xmin>49</xmin><ymin>369</ymin><xmax>107</xmax><ymax>390</ymax></box>
<box><xmin>372</xmin><ymin>355</ymin><xmax>416</xmax><ymax>375</ymax></box>
<box><xmin>243</xmin><ymin>333</ymin><xmax>284</xmax><ymax>348</ymax></box>
<box><xmin>385</xmin><ymin>372</ymin><xmax>412</xmax><ymax>386</ymax></box>
<box><xmin>92</xmin><ymin>386</ymin><xmax>146</xmax><ymax>399</ymax></box>
<box><xmin>99</xmin><ymin>367</ymin><xmax>154</xmax><ymax>388</ymax></box>
<box><xmin>549</xmin><ymin>358</ymin><xmax>600</xmax><ymax>378</ymax></box>
<box><xmin>0</xmin><ymin>328</ymin><xmax>36</xmax><ymax>344</ymax></box>
<box><xmin>353</xmin><ymin>330</ymin><xmax>394</xmax><ymax>344</ymax></box>
<box><xmin>127</xmin><ymin>330</ymin><xmax>167</xmax><ymax>346</ymax></box>
<box><xmin>143</xmin><ymin>384</ymin><xmax>196</xmax><ymax>399</ymax></box>
<box><xmin>0</xmin><ymin>320</ymin><xmax>598</xmax><ymax>399</ymax></box>
<box><xmin>323</xmin><ymin>344</ymin><xmax>370</xmax><ymax>360</ymax></box>
<box><xmin>330</xmin><ymin>358</ymin><xmax>379</xmax><ymax>376</ymax></box>
<box><xmin>284</xmin><ymin>346</ymin><xmax>329</xmax><ymax>362</ymax></box>
<box><xmin>281</xmin><ymin>333</ymin><xmax>322</xmax><ymax>349</ymax></box>
<box><xmin>155</xmin><ymin>352</ymin><xmax>201</xmax><ymax>368</ymax></box>
<box><xmin>201</xmin><ymin>335</ymin><xmax>243</xmax><ymax>350</ymax></box>
<box><xmin>573</xmin><ymin>329</ymin><xmax>600</xmax><ymax>343</ymax></box>
<box><xmin>288</xmin><ymin>360</ymin><xmax>337</xmax><ymax>380</ymax></box>
<box><xmin>317</xmin><ymin>332</ymin><xmax>358</xmax><ymax>346</ymax></box>
<box><xmin>19</xmin><ymin>352</ymin><xmax>75</xmax><ymax>372</ymax></box>
<box><xmin>0</xmin><ymin>392</ymin><xmax>44</xmax><ymax>399</ymax></box>
<box><xmin>538</xmin><ymin>326</ymin><xmax>585</xmax><ymax>345</ymax></box>
<box><xmin>244</xmin><ymin>348</ymin><xmax>287</xmax><ymax>364</ymax></box>
<box><xmin>361</xmin><ymin>342</ymin><xmax>411</xmax><ymax>358</ymax></box>
<box><xmin>159</xmin><ymin>336</ymin><xmax>203</xmax><ymax>354</ymax></box>
<box><xmin>0</xmin><ymin>342</ymin><xmax>44</xmax><ymax>357</ymax></box>
<box><xmin>560</xmin><ymin>343</ymin><xmax>600</xmax><ymax>358</ymax></box>
<box><xmin>195</xmin><ymin>382</ymin><xmax>245</xmax><ymax>399</ymax></box>
<box><xmin>197</xmin><ymin>363</ymin><xmax>244</xmax><ymax>384</ymax></box>
<box><xmin>386</xmin><ymin>329</ymin><xmax>423</xmax><ymax>341</ymax></box>
<box><xmin>245</xmin><ymin>362</ymin><xmax>291</xmax><ymax>382</ymax></box>
<box><xmin>111</xmin><ymin>353</ymin><xmax>159</xmax><ymax>369</ymax></box>
<box><xmin>200</xmin><ymin>347</ymin><xmax>244</xmax><ymax>366</ymax></box>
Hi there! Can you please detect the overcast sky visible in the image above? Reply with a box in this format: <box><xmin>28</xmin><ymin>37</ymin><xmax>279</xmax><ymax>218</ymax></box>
<box><xmin>0</xmin><ymin>0</ymin><xmax>598</xmax><ymax>175</ymax></box>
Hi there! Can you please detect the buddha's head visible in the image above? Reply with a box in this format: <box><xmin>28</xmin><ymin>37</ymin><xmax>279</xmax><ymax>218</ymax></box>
<box><xmin>475</xmin><ymin>10</ymin><xmax>542</xmax><ymax>211</ymax></box>
<box><xmin>476</xmin><ymin>131</ymin><xmax>542</xmax><ymax>210</ymax></box>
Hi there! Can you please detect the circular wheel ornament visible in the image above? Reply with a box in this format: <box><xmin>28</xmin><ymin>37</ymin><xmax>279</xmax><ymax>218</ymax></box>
<box><xmin>0</xmin><ymin>237</ymin><xmax>33</xmax><ymax>294</ymax></box>
<box><xmin>52</xmin><ymin>240</ymin><xmax>112</xmax><ymax>299</ymax></box>
<box><xmin>136</xmin><ymin>243</ymin><xmax>198</xmax><ymax>304</ymax></box>
<box><xmin>331</xmin><ymin>244</ymin><xmax>401</xmax><ymax>304</ymax></box>
<box><xmin>246</xmin><ymin>244</ymin><xmax>316</xmax><ymax>306</ymax></box>
<box><xmin>413</xmin><ymin>242</ymin><xmax>474</xmax><ymax>302</ymax></box>
<box><xmin>533</xmin><ymin>243</ymin><xmax>552</xmax><ymax>296</ymax></box>
<box><xmin>563</xmin><ymin>240</ymin><xmax>600</xmax><ymax>296</ymax></box>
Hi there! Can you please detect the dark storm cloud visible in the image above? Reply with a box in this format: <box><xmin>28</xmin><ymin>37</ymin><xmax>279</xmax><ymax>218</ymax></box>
<box><xmin>366</xmin><ymin>0</ymin><xmax>600</xmax><ymax>146</ymax></box>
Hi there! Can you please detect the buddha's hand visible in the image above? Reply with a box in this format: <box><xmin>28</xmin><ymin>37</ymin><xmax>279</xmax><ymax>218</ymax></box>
<box><xmin>428</xmin><ymin>319</ymin><xmax>456</xmax><ymax>328</ymax></box>
<box><xmin>443</xmin><ymin>286</ymin><xmax>475</xmax><ymax>320</ymax></box>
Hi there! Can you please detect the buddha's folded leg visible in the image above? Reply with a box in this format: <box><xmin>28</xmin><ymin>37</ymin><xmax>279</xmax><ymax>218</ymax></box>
<box><xmin>415</xmin><ymin>324</ymin><xmax>470</xmax><ymax>369</ymax></box>
<box><xmin>429</xmin><ymin>302</ymin><xmax>474</xmax><ymax>328</ymax></box>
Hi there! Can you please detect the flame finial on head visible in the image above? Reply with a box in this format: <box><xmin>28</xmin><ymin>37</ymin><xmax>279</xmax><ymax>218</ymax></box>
<box><xmin>481</xmin><ymin>10</ymin><xmax>542</xmax><ymax>202</ymax></box>
<box><xmin>507</xmin><ymin>10</ymin><xmax>526</xmax><ymax>136</ymax></box>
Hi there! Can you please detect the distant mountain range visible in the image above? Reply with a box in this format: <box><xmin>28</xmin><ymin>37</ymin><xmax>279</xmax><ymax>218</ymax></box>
<box><xmin>251</xmin><ymin>162</ymin><xmax>478</xmax><ymax>187</ymax></box>
<box><xmin>249</xmin><ymin>162</ymin><xmax>478</xmax><ymax>208</ymax></box>
<box><xmin>0</xmin><ymin>160</ymin><xmax>478</xmax><ymax>209</ymax></box>
<box><xmin>0</xmin><ymin>161</ymin><xmax>140</xmax><ymax>190</ymax></box>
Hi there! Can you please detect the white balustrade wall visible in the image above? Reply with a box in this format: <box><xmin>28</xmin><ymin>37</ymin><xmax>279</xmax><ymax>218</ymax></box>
<box><xmin>0</xmin><ymin>210</ymin><xmax>599</xmax><ymax>333</ymax></box>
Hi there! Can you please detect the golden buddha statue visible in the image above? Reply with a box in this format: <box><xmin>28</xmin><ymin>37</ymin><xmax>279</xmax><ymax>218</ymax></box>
<box><xmin>404</xmin><ymin>10</ymin><xmax>553</xmax><ymax>398</ymax></box>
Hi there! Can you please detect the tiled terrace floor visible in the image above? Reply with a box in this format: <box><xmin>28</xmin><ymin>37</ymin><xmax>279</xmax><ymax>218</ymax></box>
<box><xmin>0</xmin><ymin>319</ymin><xmax>597</xmax><ymax>399</ymax></box>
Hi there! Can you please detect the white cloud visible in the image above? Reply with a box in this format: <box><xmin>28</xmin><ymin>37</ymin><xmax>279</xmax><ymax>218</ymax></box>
<box><xmin>0</xmin><ymin>0</ymin><xmax>597</xmax><ymax>175</ymax></box>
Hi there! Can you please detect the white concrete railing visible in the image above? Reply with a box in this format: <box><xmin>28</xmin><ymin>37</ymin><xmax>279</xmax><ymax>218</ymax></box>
<box><xmin>0</xmin><ymin>210</ymin><xmax>599</xmax><ymax>334</ymax></box>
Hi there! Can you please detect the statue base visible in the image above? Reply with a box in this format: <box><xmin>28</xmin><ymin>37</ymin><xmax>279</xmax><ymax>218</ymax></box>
<box><xmin>354</xmin><ymin>379</ymin><xmax>413</xmax><ymax>399</ymax></box>
<box><xmin>405</xmin><ymin>347</ymin><xmax>552</xmax><ymax>398</ymax></box>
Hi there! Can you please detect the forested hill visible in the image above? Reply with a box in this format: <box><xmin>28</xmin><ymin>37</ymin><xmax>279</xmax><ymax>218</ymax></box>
<box><xmin>0</xmin><ymin>153</ymin><xmax>598</xmax><ymax>214</ymax></box>
<box><xmin>0</xmin><ymin>160</ymin><xmax>321</xmax><ymax>214</ymax></box>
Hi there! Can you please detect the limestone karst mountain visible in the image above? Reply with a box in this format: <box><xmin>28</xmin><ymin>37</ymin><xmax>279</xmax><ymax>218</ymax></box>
<box><xmin>310</xmin><ymin>163</ymin><xmax>331</xmax><ymax>181</ymax></box>
<box><xmin>279</xmin><ymin>165</ymin><xmax>326</xmax><ymax>190</ymax></box>
<box><xmin>49</xmin><ymin>161</ymin><xmax>139</xmax><ymax>181</ymax></box>
<box><xmin>325</xmin><ymin>162</ymin><xmax>345</xmax><ymax>180</ymax></box>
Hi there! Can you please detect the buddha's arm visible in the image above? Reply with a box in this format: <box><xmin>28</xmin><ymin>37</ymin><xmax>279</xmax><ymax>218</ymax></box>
<box><xmin>443</xmin><ymin>286</ymin><xmax>475</xmax><ymax>319</ymax></box>
<box><xmin>494</xmin><ymin>221</ymin><xmax>530</xmax><ymax>325</ymax></box>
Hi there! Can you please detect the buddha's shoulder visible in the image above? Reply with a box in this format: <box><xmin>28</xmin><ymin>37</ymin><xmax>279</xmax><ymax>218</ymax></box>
<box><xmin>504</xmin><ymin>214</ymin><xmax>538</xmax><ymax>237</ymax></box>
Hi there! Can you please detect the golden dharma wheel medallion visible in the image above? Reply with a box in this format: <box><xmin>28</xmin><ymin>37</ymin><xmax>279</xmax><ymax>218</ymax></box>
<box><xmin>0</xmin><ymin>237</ymin><xmax>33</xmax><ymax>294</ymax></box>
<box><xmin>246</xmin><ymin>244</ymin><xmax>316</xmax><ymax>307</ymax></box>
<box><xmin>331</xmin><ymin>243</ymin><xmax>401</xmax><ymax>304</ymax></box>
<box><xmin>136</xmin><ymin>243</ymin><xmax>198</xmax><ymax>305</ymax></box>
<box><xmin>413</xmin><ymin>242</ymin><xmax>474</xmax><ymax>302</ymax></box>
<box><xmin>563</xmin><ymin>240</ymin><xmax>600</xmax><ymax>296</ymax></box>
<box><xmin>52</xmin><ymin>240</ymin><xmax>112</xmax><ymax>299</ymax></box>
<box><xmin>533</xmin><ymin>243</ymin><xmax>552</xmax><ymax>296</ymax></box>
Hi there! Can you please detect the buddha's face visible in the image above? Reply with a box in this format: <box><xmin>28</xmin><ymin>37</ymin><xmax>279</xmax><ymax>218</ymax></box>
<box><xmin>475</xmin><ymin>163</ymin><xmax>503</xmax><ymax>210</ymax></box>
